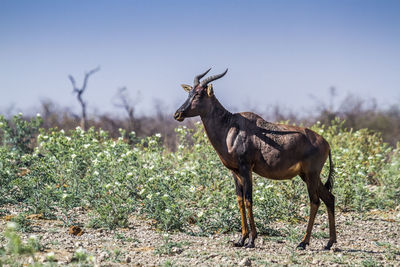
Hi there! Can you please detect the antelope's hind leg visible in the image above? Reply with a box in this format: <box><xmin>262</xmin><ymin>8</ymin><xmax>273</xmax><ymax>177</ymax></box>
<box><xmin>318</xmin><ymin>182</ymin><xmax>337</xmax><ymax>250</ymax></box>
<box><xmin>297</xmin><ymin>174</ymin><xmax>320</xmax><ymax>250</ymax></box>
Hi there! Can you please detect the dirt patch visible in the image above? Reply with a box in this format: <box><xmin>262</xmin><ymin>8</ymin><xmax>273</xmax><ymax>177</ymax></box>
<box><xmin>1</xmin><ymin>205</ymin><xmax>399</xmax><ymax>266</ymax></box>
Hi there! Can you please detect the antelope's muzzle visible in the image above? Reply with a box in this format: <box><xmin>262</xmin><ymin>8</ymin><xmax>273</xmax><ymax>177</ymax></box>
<box><xmin>174</xmin><ymin>111</ymin><xmax>184</xmax><ymax>122</ymax></box>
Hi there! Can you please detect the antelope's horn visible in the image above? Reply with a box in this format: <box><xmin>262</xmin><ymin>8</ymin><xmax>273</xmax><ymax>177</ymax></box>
<box><xmin>194</xmin><ymin>68</ymin><xmax>211</xmax><ymax>87</ymax></box>
<box><xmin>200</xmin><ymin>69</ymin><xmax>228</xmax><ymax>87</ymax></box>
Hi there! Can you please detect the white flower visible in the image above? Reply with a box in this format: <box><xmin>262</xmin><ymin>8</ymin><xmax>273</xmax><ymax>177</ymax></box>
<box><xmin>127</xmin><ymin>172</ymin><xmax>133</xmax><ymax>177</ymax></box>
<box><xmin>36</xmin><ymin>113</ymin><xmax>41</xmax><ymax>117</ymax></box>
<box><xmin>105</xmin><ymin>183</ymin><xmax>112</xmax><ymax>189</ymax></box>
<box><xmin>62</xmin><ymin>193</ymin><xmax>68</xmax><ymax>200</ymax></box>
<box><xmin>66</xmin><ymin>137</ymin><xmax>71</xmax><ymax>141</ymax></box>
<box><xmin>189</xmin><ymin>185</ymin><xmax>196</xmax><ymax>193</ymax></box>
<box><xmin>60</xmin><ymin>129</ymin><xmax>65</xmax><ymax>134</ymax></box>
<box><xmin>114</xmin><ymin>181</ymin><xmax>121</xmax><ymax>187</ymax></box>
<box><xmin>147</xmin><ymin>194</ymin><xmax>152</xmax><ymax>200</ymax></box>
<box><xmin>155</xmin><ymin>133</ymin><xmax>161</xmax><ymax>138</ymax></box>
<box><xmin>149</xmin><ymin>139</ymin><xmax>157</xmax><ymax>145</ymax></box>
<box><xmin>165</xmin><ymin>209</ymin><xmax>171</xmax><ymax>214</ymax></box>
<box><xmin>46</xmin><ymin>251</ymin><xmax>55</xmax><ymax>258</ymax></box>
<box><xmin>7</xmin><ymin>222</ymin><xmax>17</xmax><ymax>230</ymax></box>
<box><xmin>75</xmin><ymin>247</ymin><xmax>86</xmax><ymax>255</ymax></box>
<box><xmin>198</xmin><ymin>211</ymin><xmax>204</xmax><ymax>217</ymax></box>
<box><xmin>83</xmin><ymin>144</ymin><xmax>90</xmax><ymax>149</ymax></box>
<box><xmin>29</xmin><ymin>234</ymin><xmax>37</xmax><ymax>241</ymax></box>
<box><xmin>139</xmin><ymin>189</ymin><xmax>145</xmax><ymax>195</ymax></box>
<box><xmin>42</xmin><ymin>135</ymin><xmax>49</xmax><ymax>140</ymax></box>
<box><xmin>71</xmin><ymin>154</ymin><xmax>76</xmax><ymax>159</ymax></box>
<box><xmin>93</xmin><ymin>171</ymin><xmax>99</xmax><ymax>176</ymax></box>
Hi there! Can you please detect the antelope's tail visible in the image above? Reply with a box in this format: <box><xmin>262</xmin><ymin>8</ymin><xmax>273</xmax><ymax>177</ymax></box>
<box><xmin>324</xmin><ymin>149</ymin><xmax>335</xmax><ymax>192</ymax></box>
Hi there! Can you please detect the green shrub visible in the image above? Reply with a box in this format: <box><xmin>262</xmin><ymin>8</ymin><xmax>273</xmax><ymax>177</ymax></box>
<box><xmin>311</xmin><ymin>118</ymin><xmax>400</xmax><ymax>211</ymax></box>
<box><xmin>0</xmin><ymin>222</ymin><xmax>42</xmax><ymax>265</ymax></box>
<box><xmin>0</xmin><ymin>113</ymin><xmax>42</xmax><ymax>154</ymax></box>
<box><xmin>0</xmin><ymin>116</ymin><xmax>398</xmax><ymax>235</ymax></box>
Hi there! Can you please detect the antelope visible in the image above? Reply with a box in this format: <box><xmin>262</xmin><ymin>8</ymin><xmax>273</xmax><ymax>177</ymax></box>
<box><xmin>173</xmin><ymin>69</ymin><xmax>336</xmax><ymax>250</ymax></box>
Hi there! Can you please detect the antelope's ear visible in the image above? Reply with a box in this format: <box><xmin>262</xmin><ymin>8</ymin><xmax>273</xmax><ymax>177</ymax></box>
<box><xmin>181</xmin><ymin>84</ymin><xmax>192</xmax><ymax>92</ymax></box>
<box><xmin>207</xmin><ymin>84</ymin><xmax>214</xmax><ymax>97</ymax></box>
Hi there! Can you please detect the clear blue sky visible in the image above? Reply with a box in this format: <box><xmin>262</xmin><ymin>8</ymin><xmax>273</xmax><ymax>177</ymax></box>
<box><xmin>1</xmin><ymin>0</ymin><xmax>399</xmax><ymax>117</ymax></box>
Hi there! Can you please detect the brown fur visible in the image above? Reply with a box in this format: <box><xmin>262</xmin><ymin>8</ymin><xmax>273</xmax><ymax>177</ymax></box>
<box><xmin>174</xmin><ymin>72</ymin><xmax>336</xmax><ymax>249</ymax></box>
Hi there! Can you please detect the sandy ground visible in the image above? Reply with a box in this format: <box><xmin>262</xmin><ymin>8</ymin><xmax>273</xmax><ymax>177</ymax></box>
<box><xmin>1</xmin><ymin>205</ymin><xmax>399</xmax><ymax>266</ymax></box>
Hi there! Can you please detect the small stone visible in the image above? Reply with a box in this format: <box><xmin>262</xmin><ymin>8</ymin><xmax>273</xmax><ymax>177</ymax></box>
<box><xmin>68</xmin><ymin>226</ymin><xmax>84</xmax><ymax>236</ymax></box>
<box><xmin>98</xmin><ymin>252</ymin><xmax>109</xmax><ymax>262</ymax></box>
<box><xmin>125</xmin><ymin>255</ymin><xmax>132</xmax><ymax>263</ymax></box>
<box><xmin>239</xmin><ymin>257</ymin><xmax>251</xmax><ymax>266</ymax></box>
<box><xmin>172</xmin><ymin>247</ymin><xmax>183</xmax><ymax>254</ymax></box>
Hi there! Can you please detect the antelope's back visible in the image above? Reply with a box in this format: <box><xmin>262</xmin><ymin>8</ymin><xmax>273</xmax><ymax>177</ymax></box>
<box><xmin>235</xmin><ymin>112</ymin><xmax>329</xmax><ymax>179</ymax></box>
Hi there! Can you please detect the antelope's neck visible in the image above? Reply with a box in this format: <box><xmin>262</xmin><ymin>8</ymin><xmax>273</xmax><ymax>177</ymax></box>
<box><xmin>200</xmin><ymin>98</ymin><xmax>232</xmax><ymax>155</ymax></box>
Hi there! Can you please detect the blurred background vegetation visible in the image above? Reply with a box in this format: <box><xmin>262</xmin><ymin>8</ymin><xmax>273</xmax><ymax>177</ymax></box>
<box><xmin>1</xmin><ymin>88</ymin><xmax>399</xmax><ymax>150</ymax></box>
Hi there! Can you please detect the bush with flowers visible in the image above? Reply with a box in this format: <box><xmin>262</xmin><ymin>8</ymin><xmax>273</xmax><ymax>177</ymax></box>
<box><xmin>0</xmin><ymin>114</ymin><xmax>399</xmax><ymax>234</ymax></box>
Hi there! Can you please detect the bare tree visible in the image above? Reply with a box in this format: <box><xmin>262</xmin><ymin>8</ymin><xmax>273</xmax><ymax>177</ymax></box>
<box><xmin>68</xmin><ymin>66</ymin><xmax>100</xmax><ymax>131</ymax></box>
<box><xmin>113</xmin><ymin>87</ymin><xmax>140</xmax><ymax>133</ymax></box>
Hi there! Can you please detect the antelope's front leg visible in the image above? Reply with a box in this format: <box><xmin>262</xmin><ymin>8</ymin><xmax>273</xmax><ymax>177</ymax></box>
<box><xmin>242</xmin><ymin>172</ymin><xmax>257</xmax><ymax>248</ymax></box>
<box><xmin>233</xmin><ymin>172</ymin><xmax>248</xmax><ymax>247</ymax></box>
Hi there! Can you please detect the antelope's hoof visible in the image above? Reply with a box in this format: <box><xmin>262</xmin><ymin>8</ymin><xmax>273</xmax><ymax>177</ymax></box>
<box><xmin>244</xmin><ymin>241</ymin><xmax>255</xmax><ymax>248</ymax></box>
<box><xmin>324</xmin><ymin>240</ymin><xmax>336</xmax><ymax>250</ymax></box>
<box><xmin>233</xmin><ymin>238</ymin><xmax>245</xmax><ymax>247</ymax></box>
<box><xmin>233</xmin><ymin>241</ymin><xmax>244</xmax><ymax>247</ymax></box>
<box><xmin>296</xmin><ymin>242</ymin><xmax>308</xmax><ymax>250</ymax></box>
<box><xmin>233</xmin><ymin>235</ymin><xmax>249</xmax><ymax>247</ymax></box>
